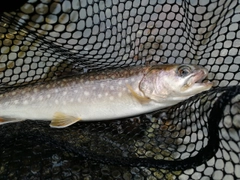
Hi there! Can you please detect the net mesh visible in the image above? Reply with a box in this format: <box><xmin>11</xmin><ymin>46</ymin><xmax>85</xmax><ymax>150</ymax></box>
<box><xmin>0</xmin><ymin>0</ymin><xmax>240</xmax><ymax>179</ymax></box>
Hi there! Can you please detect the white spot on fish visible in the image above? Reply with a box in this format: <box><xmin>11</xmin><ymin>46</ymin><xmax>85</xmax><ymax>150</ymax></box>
<box><xmin>110</xmin><ymin>96</ymin><xmax>114</xmax><ymax>101</ymax></box>
<box><xmin>23</xmin><ymin>100</ymin><xmax>28</xmax><ymax>105</ymax></box>
<box><xmin>14</xmin><ymin>100</ymin><xmax>19</xmax><ymax>104</ymax></box>
<box><xmin>100</xmin><ymin>83</ymin><xmax>104</xmax><ymax>88</ymax></box>
<box><xmin>93</xmin><ymin>86</ymin><xmax>96</xmax><ymax>90</ymax></box>
<box><xmin>77</xmin><ymin>98</ymin><xmax>81</xmax><ymax>102</ymax></box>
<box><xmin>47</xmin><ymin>94</ymin><xmax>51</xmax><ymax>98</ymax></box>
<box><xmin>105</xmin><ymin>92</ymin><xmax>108</xmax><ymax>96</ymax></box>
<box><xmin>55</xmin><ymin>89</ymin><xmax>59</xmax><ymax>93</ymax></box>
<box><xmin>98</xmin><ymin>94</ymin><xmax>102</xmax><ymax>98</ymax></box>
<box><xmin>125</xmin><ymin>79</ymin><xmax>129</xmax><ymax>83</ymax></box>
<box><xmin>11</xmin><ymin>92</ymin><xmax>16</xmax><ymax>95</ymax></box>
<box><xmin>55</xmin><ymin>100</ymin><xmax>59</xmax><ymax>104</ymax></box>
<box><xmin>118</xmin><ymin>92</ymin><xmax>122</xmax><ymax>97</ymax></box>
<box><xmin>123</xmin><ymin>87</ymin><xmax>127</xmax><ymax>91</ymax></box>
<box><xmin>46</xmin><ymin>85</ymin><xmax>50</xmax><ymax>89</ymax></box>
<box><xmin>70</xmin><ymin>98</ymin><xmax>74</xmax><ymax>102</ymax></box>
<box><xmin>84</xmin><ymin>91</ymin><xmax>89</xmax><ymax>96</ymax></box>
<box><xmin>39</xmin><ymin>96</ymin><xmax>43</xmax><ymax>101</ymax></box>
<box><xmin>110</xmin><ymin>86</ymin><xmax>114</xmax><ymax>90</ymax></box>
<box><xmin>33</xmin><ymin>88</ymin><xmax>38</xmax><ymax>93</ymax></box>
<box><xmin>74</xmin><ymin>90</ymin><xmax>78</xmax><ymax>93</ymax></box>
<box><xmin>118</xmin><ymin>81</ymin><xmax>122</xmax><ymax>85</ymax></box>
<box><xmin>63</xmin><ymin>91</ymin><xmax>67</xmax><ymax>96</ymax></box>
<box><xmin>131</xmin><ymin>78</ymin><xmax>135</xmax><ymax>82</ymax></box>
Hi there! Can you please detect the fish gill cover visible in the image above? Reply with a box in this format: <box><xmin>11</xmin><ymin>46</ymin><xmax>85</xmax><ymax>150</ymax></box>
<box><xmin>0</xmin><ymin>0</ymin><xmax>240</xmax><ymax>179</ymax></box>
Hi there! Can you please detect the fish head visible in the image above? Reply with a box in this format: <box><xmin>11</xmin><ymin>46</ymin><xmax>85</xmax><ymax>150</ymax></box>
<box><xmin>139</xmin><ymin>64</ymin><xmax>213</xmax><ymax>102</ymax></box>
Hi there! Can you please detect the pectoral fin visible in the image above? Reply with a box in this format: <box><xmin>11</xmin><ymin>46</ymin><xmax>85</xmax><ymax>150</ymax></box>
<box><xmin>50</xmin><ymin>112</ymin><xmax>81</xmax><ymax>128</ymax></box>
<box><xmin>126</xmin><ymin>84</ymin><xmax>150</xmax><ymax>104</ymax></box>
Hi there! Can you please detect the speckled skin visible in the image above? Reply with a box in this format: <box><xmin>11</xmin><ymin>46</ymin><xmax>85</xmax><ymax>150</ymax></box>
<box><xmin>0</xmin><ymin>66</ymin><xmax>152</xmax><ymax>122</ymax></box>
<box><xmin>0</xmin><ymin>64</ymin><xmax>212</xmax><ymax>127</ymax></box>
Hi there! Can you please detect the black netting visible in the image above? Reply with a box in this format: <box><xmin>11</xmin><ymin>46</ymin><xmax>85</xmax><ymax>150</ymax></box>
<box><xmin>0</xmin><ymin>0</ymin><xmax>240</xmax><ymax>179</ymax></box>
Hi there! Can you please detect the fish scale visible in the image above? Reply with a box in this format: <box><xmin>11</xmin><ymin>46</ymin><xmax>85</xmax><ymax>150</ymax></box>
<box><xmin>0</xmin><ymin>64</ymin><xmax>212</xmax><ymax>128</ymax></box>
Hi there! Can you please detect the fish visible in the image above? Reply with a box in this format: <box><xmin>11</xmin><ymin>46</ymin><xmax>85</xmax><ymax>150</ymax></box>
<box><xmin>0</xmin><ymin>64</ymin><xmax>213</xmax><ymax>128</ymax></box>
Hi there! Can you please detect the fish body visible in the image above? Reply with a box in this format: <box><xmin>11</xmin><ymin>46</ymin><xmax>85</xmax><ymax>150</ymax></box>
<box><xmin>0</xmin><ymin>64</ymin><xmax>212</xmax><ymax>128</ymax></box>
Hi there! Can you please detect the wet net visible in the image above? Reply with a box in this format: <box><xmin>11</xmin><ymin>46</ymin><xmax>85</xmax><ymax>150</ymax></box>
<box><xmin>0</xmin><ymin>0</ymin><xmax>240</xmax><ymax>179</ymax></box>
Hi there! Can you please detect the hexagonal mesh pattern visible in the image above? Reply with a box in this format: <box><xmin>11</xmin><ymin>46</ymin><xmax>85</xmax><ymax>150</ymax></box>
<box><xmin>0</xmin><ymin>0</ymin><xmax>240</xmax><ymax>179</ymax></box>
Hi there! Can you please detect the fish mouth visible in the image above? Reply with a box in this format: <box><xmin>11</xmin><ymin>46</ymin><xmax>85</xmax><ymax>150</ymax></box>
<box><xmin>185</xmin><ymin>69</ymin><xmax>213</xmax><ymax>89</ymax></box>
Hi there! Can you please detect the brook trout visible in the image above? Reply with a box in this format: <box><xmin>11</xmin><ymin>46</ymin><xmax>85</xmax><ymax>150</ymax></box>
<box><xmin>0</xmin><ymin>64</ymin><xmax>212</xmax><ymax>128</ymax></box>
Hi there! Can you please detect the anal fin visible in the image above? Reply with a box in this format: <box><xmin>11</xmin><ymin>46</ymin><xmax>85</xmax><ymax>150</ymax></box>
<box><xmin>50</xmin><ymin>112</ymin><xmax>81</xmax><ymax>128</ymax></box>
<box><xmin>0</xmin><ymin>117</ymin><xmax>25</xmax><ymax>125</ymax></box>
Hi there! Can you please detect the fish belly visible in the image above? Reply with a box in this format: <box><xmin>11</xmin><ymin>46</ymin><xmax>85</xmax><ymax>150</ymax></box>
<box><xmin>0</xmin><ymin>92</ymin><xmax>160</xmax><ymax>122</ymax></box>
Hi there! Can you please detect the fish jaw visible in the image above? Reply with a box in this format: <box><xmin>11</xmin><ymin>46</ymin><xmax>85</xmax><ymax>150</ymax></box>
<box><xmin>180</xmin><ymin>67</ymin><xmax>213</xmax><ymax>96</ymax></box>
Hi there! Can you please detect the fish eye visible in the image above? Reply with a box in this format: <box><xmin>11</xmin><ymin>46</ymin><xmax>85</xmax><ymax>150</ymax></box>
<box><xmin>177</xmin><ymin>65</ymin><xmax>192</xmax><ymax>77</ymax></box>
